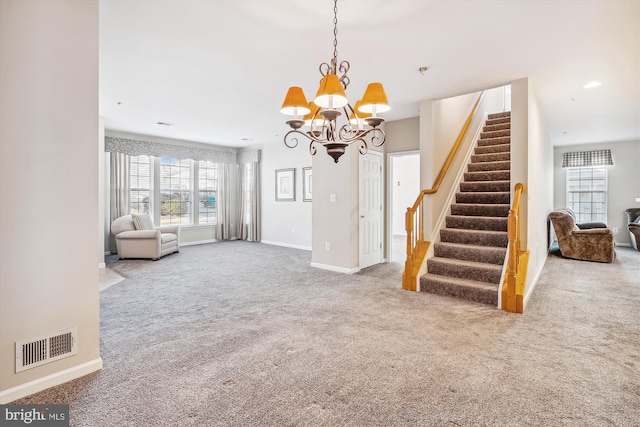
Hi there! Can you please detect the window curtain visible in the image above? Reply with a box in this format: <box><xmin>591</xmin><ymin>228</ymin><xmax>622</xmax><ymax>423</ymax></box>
<box><xmin>562</xmin><ymin>149</ymin><xmax>613</xmax><ymax>167</ymax></box>
<box><xmin>238</xmin><ymin>162</ymin><xmax>261</xmax><ymax>242</ymax></box>
<box><xmin>109</xmin><ymin>152</ymin><xmax>130</xmax><ymax>252</ymax></box>
<box><xmin>215</xmin><ymin>163</ymin><xmax>231</xmax><ymax>240</ymax></box>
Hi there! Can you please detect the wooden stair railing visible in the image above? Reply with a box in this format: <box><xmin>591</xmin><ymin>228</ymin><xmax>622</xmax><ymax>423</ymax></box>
<box><xmin>402</xmin><ymin>92</ymin><xmax>484</xmax><ymax>291</ymax></box>
<box><xmin>501</xmin><ymin>183</ymin><xmax>529</xmax><ymax>313</ymax></box>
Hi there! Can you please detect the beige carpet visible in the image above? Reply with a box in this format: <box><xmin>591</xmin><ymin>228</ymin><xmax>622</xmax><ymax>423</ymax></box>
<box><xmin>14</xmin><ymin>242</ymin><xmax>640</xmax><ymax>426</ymax></box>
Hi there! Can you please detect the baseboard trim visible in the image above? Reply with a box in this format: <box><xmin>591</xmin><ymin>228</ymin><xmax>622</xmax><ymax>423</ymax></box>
<box><xmin>180</xmin><ymin>239</ymin><xmax>218</xmax><ymax>247</ymax></box>
<box><xmin>261</xmin><ymin>240</ymin><xmax>312</xmax><ymax>251</ymax></box>
<box><xmin>0</xmin><ymin>357</ymin><xmax>103</xmax><ymax>404</ymax></box>
<box><xmin>98</xmin><ymin>262</ymin><xmax>106</xmax><ymax>269</ymax></box>
<box><xmin>310</xmin><ymin>262</ymin><xmax>360</xmax><ymax>274</ymax></box>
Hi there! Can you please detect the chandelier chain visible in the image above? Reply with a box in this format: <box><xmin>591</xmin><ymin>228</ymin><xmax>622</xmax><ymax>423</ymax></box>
<box><xmin>332</xmin><ymin>0</ymin><xmax>338</xmax><ymax>72</ymax></box>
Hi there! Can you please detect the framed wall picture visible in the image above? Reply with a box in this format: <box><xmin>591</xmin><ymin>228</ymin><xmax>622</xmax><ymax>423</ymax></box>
<box><xmin>275</xmin><ymin>168</ymin><xmax>296</xmax><ymax>201</ymax></box>
<box><xmin>302</xmin><ymin>167</ymin><xmax>312</xmax><ymax>202</ymax></box>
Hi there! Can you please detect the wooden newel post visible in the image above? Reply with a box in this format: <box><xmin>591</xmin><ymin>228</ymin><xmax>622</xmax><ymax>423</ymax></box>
<box><xmin>405</xmin><ymin>208</ymin><xmax>414</xmax><ymax>259</ymax></box>
<box><xmin>505</xmin><ymin>209</ymin><xmax>518</xmax><ymax>312</ymax></box>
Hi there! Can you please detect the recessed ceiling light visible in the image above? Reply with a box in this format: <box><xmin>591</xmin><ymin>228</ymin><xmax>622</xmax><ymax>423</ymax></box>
<box><xmin>583</xmin><ymin>81</ymin><xmax>601</xmax><ymax>89</ymax></box>
<box><xmin>156</xmin><ymin>121</ymin><xmax>173</xmax><ymax>126</ymax></box>
<box><xmin>240</xmin><ymin>138</ymin><xmax>254</xmax><ymax>142</ymax></box>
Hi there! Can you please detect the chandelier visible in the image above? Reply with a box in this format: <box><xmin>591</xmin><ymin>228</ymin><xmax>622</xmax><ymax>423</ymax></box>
<box><xmin>279</xmin><ymin>0</ymin><xmax>389</xmax><ymax>163</ymax></box>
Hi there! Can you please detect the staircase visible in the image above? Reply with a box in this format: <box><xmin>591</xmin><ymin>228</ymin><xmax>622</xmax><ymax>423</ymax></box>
<box><xmin>420</xmin><ymin>111</ymin><xmax>511</xmax><ymax>305</ymax></box>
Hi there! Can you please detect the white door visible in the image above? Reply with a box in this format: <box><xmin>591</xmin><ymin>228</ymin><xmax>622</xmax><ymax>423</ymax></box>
<box><xmin>360</xmin><ymin>151</ymin><xmax>383</xmax><ymax>269</ymax></box>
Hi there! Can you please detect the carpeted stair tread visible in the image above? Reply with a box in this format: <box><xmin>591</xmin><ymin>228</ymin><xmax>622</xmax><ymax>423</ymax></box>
<box><xmin>427</xmin><ymin>257</ymin><xmax>503</xmax><ymax>284</ymax></box>
<box><xmin>450</xmin><ymin>203</ymin><xmax>510</xmax><ymax>217</ymax></box>
<box><xmin>434</xmin><ymin>242</ymin><xmax>506</xmax><ymax>265</ymax></box>
<box><xmin>477</xmin><ymin>136</ymin><xmax>511</xmax><ymax>147</ymax></box>
<box><xmin>420</xmin><ymin>273</ymin><xmax>499</xmax><ymax>306</ymax></box>
<box><xmin>468</xmin><ymin>160</ymin><xmax>511</xmax><ymax>172</ymax></box>
<box><xmin>445</xmin><ymin>215</ymin><xmax>508</xmax><ymax>232</ymax></box>
<box><xmin>480</xmin><ymin>129</ymin><xmax>510</xmax><ymax>139</ymax></box>
<box><xmin>456</xmin><ymin>191</ymin><xmax>510</xmax><ymax>204</ymax></box>
<box><xmin>460</xmin><ymin>180</ymin><xmax>511</xmax><ymax>193</ymax></box>
<box><xmin>485</xmin><ymin>117</ymin><xmax>511</xmax><ymax>127</ymax></box>
<box><xmin>471</xmin><ymin>152</ymin><xmax>510</xmax><ymax>163</ymax></box>
<box><xmin>440</xmin><ymin>228</ymin><xmax>508</xmax><ymax>247</ymax></box>
<box><xmin>475</xmin><ymin>144</ymin><xmax>510</xmax><ymax>155</ymax></box>
<box><xmin>488</xmin><ymin>111</ymin><xmax>511</xmax><ymax>119</ymax></box>
<box><xmin>463</xmin><ymin>170</ymin><xmax>511</xmax><ymax>182</ymax></box>
<box><xmin>483</xmin><ymin>123</ymin><xmax>511</xmax><ymax>132</ymax></box>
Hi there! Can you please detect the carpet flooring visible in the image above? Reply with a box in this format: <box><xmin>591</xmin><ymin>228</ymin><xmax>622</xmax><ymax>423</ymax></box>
<box><xmin>14</xmin><ymin>242</ymin><xmax>640</xmax><ymax>426</ymax></box>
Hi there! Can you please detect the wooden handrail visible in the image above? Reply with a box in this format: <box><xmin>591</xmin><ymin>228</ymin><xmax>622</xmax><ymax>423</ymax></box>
<box><xmin>402</xmin><ymin>91</ymin><xmax>485</xmax><ymax>291</ymax></box>
<box><xmin>410</xmin><ymin>92</ymin><xmax>486</xmax><ymax>208</ymax></box>
<box><xmin>502</xmin><ymin>183</ymin><xmax>529</xmax><ymax>313</ymax></box>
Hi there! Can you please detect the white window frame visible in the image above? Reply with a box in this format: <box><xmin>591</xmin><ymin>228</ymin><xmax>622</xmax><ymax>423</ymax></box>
<box><xmin>566</xmin><ymin>165</ymin><xmax>608</xmax><ymax>224</ymax></box>
<box><xmin>130</xmin><ymin>155</ymin><xmax>222</xmax><ymax>228</ymax></box>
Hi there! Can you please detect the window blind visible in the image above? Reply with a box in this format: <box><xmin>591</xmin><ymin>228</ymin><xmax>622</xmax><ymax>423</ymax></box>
<box><xmin>561</xmin><ymin>149</ymin><xmax>613</xmax><ymax>168</ymax></box>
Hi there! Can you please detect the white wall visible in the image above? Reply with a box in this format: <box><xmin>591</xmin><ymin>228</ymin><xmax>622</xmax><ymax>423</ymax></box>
<box><xmin>419</xmin><ymin>91</ymin><xmax>488</xmax><ymax>236</ymax></box>
<box><xmin>0</xmin><ymin>0</ymin><xmax>102</xmax><ymax>402</ymax></box>
<box><xmin>511</xmin><ymin>78</ymin><xmax>554</xmax><ymax>306</ymax></box>
<box><xmin>553</xmin><ymin>140</ymin><xmax>640</xmax><ymax>245</ymax></box>
<box><xmin>385</xmin><ymin>118</ymin><xmax>420</xmax><ymax>153</ymax></box>
<box><xmin>311</xmin><ymin>144</ymin><xmax>361</xmax><ymax>272</ymax></box>
<box><xmin>261</xmin><ymin>140</ymin><xmax>313</xmax><ymax>250</ymax></box>
<box><xmin>391</xmin><ymin>155</ymin><xmax>420</xmax><ymax>235</ymax></box>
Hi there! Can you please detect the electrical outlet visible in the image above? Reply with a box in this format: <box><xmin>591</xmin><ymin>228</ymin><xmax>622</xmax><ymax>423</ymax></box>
<box><xmin>613</xmin><ymin>227</ymin><xmax>618</xmax><ymax>233</ymax></box>
<box><xmin>325</xmin><ymin>242</ymin><xmax>330</xmax><ymax>250</ymax></box>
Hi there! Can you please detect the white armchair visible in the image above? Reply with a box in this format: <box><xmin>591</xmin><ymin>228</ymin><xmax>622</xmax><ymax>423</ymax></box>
<box><xmin>111</xmin><ymin>214</ymin><xmax>180</xmax><ymax>260</ymax></box>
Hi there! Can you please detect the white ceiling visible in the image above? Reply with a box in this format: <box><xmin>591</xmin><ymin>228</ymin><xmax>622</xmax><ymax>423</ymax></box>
<box><xmin>99</xmin><ymin>0</ymin><xmax>640</xmax><ymax>149</ymax></box>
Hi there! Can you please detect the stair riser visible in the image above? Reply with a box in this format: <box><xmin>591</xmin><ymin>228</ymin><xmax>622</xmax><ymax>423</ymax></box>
<box><xmin>485</xmin><ymin>118</ymin><xmax>511</xmax><ymax>127</ymax></box>
<box><xmin>471</xmin><ymin>153</ymin><xmax>510</xmax><ymax>163</ymax></box>
<box><xmin>450</xmin><ymin>204</ymin><xmax>510</xmax><ymax>217</ymax></box>
<box><xmin>488</xmin><ymin>112</ymin><xmax>511</xmax><ymax>119</ymax></box>
<box><xmin>478</xmin><ymin>136</ymin><xmax>511</xmax><ymax>147</ymax></box>
<box><xmin>460</xmin><ymin>181</ymin><xmax>511</xmax><ymax>192</ymax></box>
<box><xmin>468</xmin><ymin>161</ymin><xmax>511</xmax><ymax>172</ymax></box>
<box><xmin>480</xmin><ymin>130</ymin><xmax>511</xmax><ymax>139</ymax></box>
<box><xmin>440</xmin><ymin>229</ymin><xmax>508</xmax><ymax>247</ymax></box>
<box><xmin>475</xmin><ymin>144</ymin><xmax>510</xmax><ymax>155</ymax></box>
<box><xmin>456</xmin><ymin>192</ymin><xmax>510</xmax><ymax>204</ymax></box>
<box><xmin>420</xmin><ymin>277</ymin><xmax>498</xmax><ymax>305</ymax></box>
<box><xmin>427</xmin><ymin>259</ymin><xmax>502</xmax><ymax>284</ymax></box>
<box><xmin>445</xmin><ymin>216</ymin><xmax>507</xmax><ymax>232</ymax></box>
<box><xmin>483</xmin><ymin>123</ymin><xmax>511</xmax><ymax>132</ymax></box>
<box><xmin>434</xmin><ymin>243</ymin><xmax>506</xmax><ymax>265</ymax></box>
<box><xmin>463</xmin><ymin>171</ymin><xmax>511</xmax><ymax>182</ymax></box>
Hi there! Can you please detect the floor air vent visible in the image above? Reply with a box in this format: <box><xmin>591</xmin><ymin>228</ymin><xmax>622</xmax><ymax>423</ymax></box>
<box><xmin>15</xmin><ymin>328</ymin><xmax>78</xmax><ymax>373</ymax></box>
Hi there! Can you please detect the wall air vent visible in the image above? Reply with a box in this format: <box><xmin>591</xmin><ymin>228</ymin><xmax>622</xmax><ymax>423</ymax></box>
<box><xmin>15</xmin><ymin>328</ymin><xmax>78</xmax><ymax>373</ymax></box>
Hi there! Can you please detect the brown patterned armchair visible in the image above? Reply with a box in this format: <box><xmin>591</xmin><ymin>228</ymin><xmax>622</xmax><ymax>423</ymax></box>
<box><xmin>549</xmin><ymin>208</ymin><xmax>615</xmax><ymax>263</ymax></box>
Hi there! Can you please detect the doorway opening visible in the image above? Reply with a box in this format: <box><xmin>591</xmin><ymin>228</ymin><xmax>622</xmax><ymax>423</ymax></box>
<box><xmin>388</xmin><ymin>151</ymin><xmax>420</xmax><ymax>263</ymax></box>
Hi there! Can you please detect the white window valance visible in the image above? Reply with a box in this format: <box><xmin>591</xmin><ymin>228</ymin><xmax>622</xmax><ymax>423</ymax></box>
<box><xmin>237</xmin><ymin>149</ymin><xmax>261</xmax><ymax>164</ymax></box>
<box><xmin>105</xmin><ymin>136</ymin><xmax>233</xmax><ymax>164</ymax></box>
<box><xmin>562</xmin><ymin>149</ymin><xmax>613</xmax><ymax>168</ymax></box>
